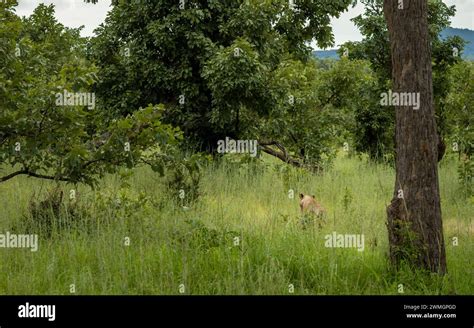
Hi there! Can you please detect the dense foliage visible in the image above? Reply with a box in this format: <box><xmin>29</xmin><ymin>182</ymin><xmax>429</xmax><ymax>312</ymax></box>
<box><xmin>0</xmin><ymin>2</ymin><xmax>180</xmax><ymax>186</ymax></box>
<box><xmin>341</xmin><ymin>0</ymin><xmax>465</xmax><ymax>161</ymax></box>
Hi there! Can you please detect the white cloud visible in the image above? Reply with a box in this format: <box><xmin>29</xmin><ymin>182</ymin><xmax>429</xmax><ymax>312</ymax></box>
<box><xmin>315</xmin><ymin>1</ymin><xmax>473</xmax><ymax>50</ymax></box>
<box><xmin>14</xmin><ymin>0</ymin><xmax>474</xmax><ymax>44</ymax></box>
<box><xmin>445</xmin><ymin>0</ymin><xmax>474</xmax><ymax>30</ymax></box>
<box><xmin>16</xmin><ymin>0</ymin><xmax>111</xmax><ymax>36</ymax></box>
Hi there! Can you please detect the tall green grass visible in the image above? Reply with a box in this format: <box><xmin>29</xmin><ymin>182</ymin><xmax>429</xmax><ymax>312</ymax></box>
<box><xmin>0</xmin><ymin>153</ymin><xmax>472</xmax><ymax>295</ymax></box>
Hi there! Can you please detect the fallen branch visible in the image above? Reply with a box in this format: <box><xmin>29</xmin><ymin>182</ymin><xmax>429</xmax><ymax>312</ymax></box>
<box><xmin>257</xmin><ymin>140</ymin><xmax>306</xmax><ymax>167</ymax></box>
<box><xmin>0</xmin><ymin>169</ymin><xmax>74</xmax><ymax>183</ymax></box>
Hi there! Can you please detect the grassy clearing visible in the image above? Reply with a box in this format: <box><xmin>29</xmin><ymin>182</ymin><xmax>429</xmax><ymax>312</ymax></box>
<box><xmin>0</xmin><ymin>153</ymin><xmax>472</xmax><ymax>295</ymax></box>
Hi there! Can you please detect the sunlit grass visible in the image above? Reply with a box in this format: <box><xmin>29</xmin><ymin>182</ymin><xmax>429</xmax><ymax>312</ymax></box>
<box><xmin>0</xmin><ymin>153</ymin><xmax>472</xmax><ymax>295</ymax></box>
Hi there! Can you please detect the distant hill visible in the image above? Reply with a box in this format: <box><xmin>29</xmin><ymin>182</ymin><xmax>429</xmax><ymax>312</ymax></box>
<box><xmin>313</xmin><ymin>49</ymin><xmax>338</xmax><ymax>59</ymax></box>
<box><xmin>440</xmin><ymin>27</ymin><xmax>474</xmax><ymax>59</ymax></box>
<box><xmin>313</xmin><ymin>27</ymin><xmax>474</xmax><ymax>60</ymax></box>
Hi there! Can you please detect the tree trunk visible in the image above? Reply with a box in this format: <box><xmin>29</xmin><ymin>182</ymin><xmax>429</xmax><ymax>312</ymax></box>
<box><xmin>383</xmin><ymin>0</ymin><xmax>446</xmax><ymax>273</ymax></box>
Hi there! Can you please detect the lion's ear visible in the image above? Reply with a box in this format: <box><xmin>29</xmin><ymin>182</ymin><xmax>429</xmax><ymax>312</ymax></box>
<box><xmin>299</xmin><ymin>193</ymin><xmax>304</xmax><ymax>199</ymax></box>
<box><xmin>312</xmin><ymin>195</ymin><xmax>316</xmax><ymax>199</ymax></box>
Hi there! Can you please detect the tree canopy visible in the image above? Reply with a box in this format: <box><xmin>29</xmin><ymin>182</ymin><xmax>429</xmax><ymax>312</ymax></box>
<box><xmin>89</xmin><ymin>0</ymin><xmax>355</xmax><ymax>157</ymax></box>
<box><xmin>0</xmin><ymin>1</ymin><xmax>180</xmax><ymax>186</ymax></box>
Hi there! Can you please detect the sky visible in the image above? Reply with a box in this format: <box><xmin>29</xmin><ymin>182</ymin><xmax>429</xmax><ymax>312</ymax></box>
<box><xmin>15</xmin><ymin>0</ymin><xmax>474</xmax><ymax>49</ymax></box>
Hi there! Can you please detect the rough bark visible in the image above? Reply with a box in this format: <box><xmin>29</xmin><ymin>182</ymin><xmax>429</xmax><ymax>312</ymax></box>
<box><xmin>383</xmin><ymin>0</ymin><xmax>446</xmax><ymax>273</ymax></box>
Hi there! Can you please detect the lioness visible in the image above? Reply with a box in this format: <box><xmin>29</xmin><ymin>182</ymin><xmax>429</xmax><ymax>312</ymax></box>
<box><xmin>299</xmin><ymin>193</ymin><xmax>326</xmax><ymax>228</ymax></box>
<box><xmin>299</xmin><ymin>193</ymin><xmax>325</xmax><ymax>215</ymax></box>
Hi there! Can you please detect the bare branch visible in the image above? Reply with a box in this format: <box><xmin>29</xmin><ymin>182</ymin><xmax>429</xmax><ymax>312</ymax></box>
<box><xmin>258</xmin><ymin>140</ymin><xmax>303</xmax><ymax>167</ymax></box>
<box><xmin>0</xmin><ymin>169</ymin><xmax>74</xmax><ymax>183</ymax></box>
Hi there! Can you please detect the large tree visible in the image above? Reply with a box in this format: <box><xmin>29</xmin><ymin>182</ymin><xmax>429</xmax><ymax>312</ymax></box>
<box><xmin>384</xmin><ymin>0</ymin><xmax>446</xmax><ymax>273</ymax></box>
<box><xmin>87</xmin><ymin>0</ymin><xmax>353</xmax><ymax>162</ymax></box>
<box><xmin>342</xmin><ymin>0</ymin><xmax>464</xmax><ymax>161</ymax></box>
<box><xmin>0</xmin><ymin>2</ymin><xmax>179</xmax><ymax>186</ymax></box>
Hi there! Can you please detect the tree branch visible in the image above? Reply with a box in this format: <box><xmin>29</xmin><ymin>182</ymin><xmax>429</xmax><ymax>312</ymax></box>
<box><xmin>0</xmin><ymin>170</ymin><xmax>28</xmax><ymax>183</ymax></box>
<box><xmin>258</xmin><ymin>140</ymin><xmax>304</xmax><ymax>167</ymax></box>
<box><xmin>0</xmin><ymin>169</ymin><xmax>74</xmax><ymax>183</ymax></box>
